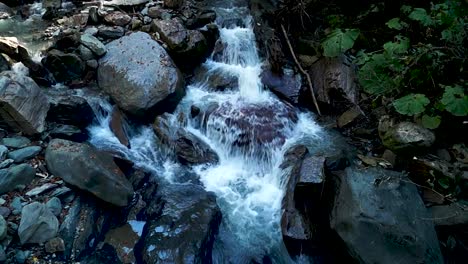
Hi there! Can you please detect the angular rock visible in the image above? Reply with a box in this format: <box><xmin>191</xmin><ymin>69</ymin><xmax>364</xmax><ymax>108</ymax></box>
<box><xmin>97</xmin><ymin>26</ymin><xmax>125</xmax><ymax>39</ymax></box>
<box><xmin>104</xmin><ymin>12</ymin><xmax>131</xmax><ymax>26</ymax></box>
<box><xmin>45</xmin><ymin>139</ymin><xmax>133</xmax><ymax>206</ymax></box>
<box><xmin>430</xmin><ymin>203</ymin><xmax>468</xmax><ymax>227</ymax></box>
<box><xmin>0</xmin><ymin>164</ymin><xmax>35</xmax><ymax>194</ymax></box>
<box><xmin>330</xmin><ymin>167</ymin><xmax>443</xmax><ymax>264</ymax></box>
<box><xmin>80</xmin><ymin>34</ymin><xmax>107</xmax><ymax>57</ymax></box>
<box><xmin>163</xmin><ymin>0</ymin><xmax>183</xmax><ymax>9</ymax></box>
<box><xmin>142</xmin><ymin>183</ymin><xmax>221</xmax><ymax>263</ymax></box>
<box><xmin>18</xmin><ymin>202</ymin><xmax>59</xmax><ymax>244</ymax></box>
<box><xmin>0</xmin><ymin>71</ymin><xmax>50</xmax><ymax>135</ymax></box>
<box><xmin>79</xmin><ymin>45</ymin><xmax>94</xmax><ymax>61</ymax></box>
<box><xmin>46</xmin><ymin>197</ymin><xmax>62</xmax><ymax>216</ymax></box>
<box><xmin>42</xmin><ymin>49</ymin><xmax>85</xmax><ymax>83</ymax></box>
<box><xmin>45</xmin><ymin>237</ymin><xmax>65</xmax><ymax>253</ymax></box>
<box><xmin>381</xmin><ymin>122</ymin><xmax>435</xmax><ymax>153</ymax></box>
<box><xmin>153</xmin><ymin>113</ymin><xmax>219</xmax><ymax>165</ymax></box>
<box><xmin>45</xmin><ymin>88</ymin><xmax>95</xmax><ymax>128</ymax></box>
<box><xmin>110</xmin><ymin>107</ymin><xmax>129</xmax><ymax>147</ymax></box>
<box><xmin>103</xmin><ymin>221</ymin><xmax>144</xmax><ymax>263</ymax></box>
<box><xmin>7</xmin><ymin>146</ymin><xmax>42</xmax><ymax>163</ymax></box>
<box><xmin>26</xmin><ymin>183</ymin><xmax>58</xmax><ymax>197</ymax></box>
<box><xmin>261</xmin><ymin>68</ymin><xmax>302</xmax><ymax>104</ymax></box>
<box><xmin>98</xmin><ymin>32</ymin><xmax>184</xmax><ymax>116</ymax></box>
<box><xmin>152</xmin><ymin>18</ymin><xmax>188</xmax><ymax>50</ymax></box>
<box><xmin>1</xmin><ymin>136</ymin><xmax>30</xmax><ymax>149</ymax></box>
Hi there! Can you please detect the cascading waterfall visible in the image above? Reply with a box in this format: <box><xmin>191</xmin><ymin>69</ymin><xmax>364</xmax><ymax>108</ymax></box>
<box><xmin>87</xmin><ymin>1</ymin><xmax>331</xmax><ymax>263</ymax></box>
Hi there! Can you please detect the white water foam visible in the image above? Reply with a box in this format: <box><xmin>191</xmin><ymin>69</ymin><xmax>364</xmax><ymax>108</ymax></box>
<box><xmin>86</xmin><ymin>4</ymin><xmax>329</xmax><ymax>263</ymax></box>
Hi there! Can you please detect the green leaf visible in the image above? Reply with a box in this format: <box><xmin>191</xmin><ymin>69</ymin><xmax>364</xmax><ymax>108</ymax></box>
<box><xmin>322</xmin><ymin>29</ymin><xmax>360</xmax><ymax>57</ymax></box>
<box><xmin>440</xmin><ymin>85</ymin><xmax>468</xmax><ymax>116</ymax></box>
<box><xmin>386</xmin><ymin>18</ymin><xmax>404</xmax><ymax>30</ymax></box>
<box><xmin>383</xmin><ymin>36</ymin><xmax>410</xmax><ymax>54</ymax></box>
<box><xmin>393</xmin><ymin>93</ymin><xmax>430</xmax><ymax>115</ymax></box>
<box><xmin>408</xmin><ymin>8</ymin><xmax>434</xmax><ymax>26</ymax></box>
<box><xmin>422</xmin><ymin>115</ymin><xmax>441</xmax><ymax>129</ymax></box>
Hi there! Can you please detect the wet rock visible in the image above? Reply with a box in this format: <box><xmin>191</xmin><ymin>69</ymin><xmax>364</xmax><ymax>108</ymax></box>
<box><xmin>0</xmin><ymin>3</ymin><xmax>13</xmax><ymax>19</ymax></box>
<box><xmin>45</xmin><ymin>237</ymin><xmax>65</xmax><ymax>253</ymax></box>
<box><xmin>0</xmin><ymin>55</ymin><xmax>9</xmax><ymax>72</ymax></box>
<box><xmin>45</xmin><ymin>88</ymin><xmax>95</xmax><ymax>128</ymax></box>
<box><xmin>152</xmin><ymin>18</ymin><xmax>208</xmax><ymax>69</ymax></box>
<box><xmin>45</xmin><ymin>139</ymin><xmax>134</xmax><ymax>206</ymax></box>
<box><xmin>105</xmin><ymin>11</ymin><xmax>131</xmax><ymax>26</ymax></box>
<box><xmin>97</xmin><ymin>26</ymin><xmax>125</xmax><ymax>39</ymax></box>
<box><xmin>381</xmin><ymin>122</ymin><xmax>435</xmax><ymax>153</ymax></box>
<box><xmin>42</xmin><ymin>49</ymin><xmax>85</xmax><ymax>83</ymax></box>
<box><xmin>153</xmin><ymin>113</ymin><xmax>219</xmax><ymax>165</ymax></box>
<box><xmin>110</xmin><ymin>107</ymin><xmax>130</xmax><ymax>147</ymax></box>
<box><xmin>194</xmin><ymin>66</ymin><xmax>237</xmax><ymax>91</ymax></box>
<box><xmin>46</xmin><ymin>197</ymin><xmax>62</xmax><ymax>216</ymax></box>
<box><xmin>18</xmin><ymin>202</ymin><xmax>59</xmax><ymax>244</ymax></box>
<box><xmin>131</xmin><ymin>18</ymin><xmax>142</xmax><ymax>30</ymax></box>
<box><xmin>261</xmin><ymin>68</ymin><xmax>302</xmax><ymax>104</ymax></box>
<box><xmin>0</xmin><ymin>215</ymin><xmax>6</xmax><ymax>240</ymax></box>
<box><xmin>209</xmin><ymin>101</ymin><xmax>298</xmax><ymax>148</ymax></box>
<box><xmin>7</xmin><ymin>146</ymin><xmax>42</xmax><ymax>163</ymax></box>
<box><xmin>11</xmin><ymin>196</ymin><xmax>22</xmax><ymax>214</ymax></box>
<box><xmin>103</xmin><ymin>222</ymin><xmax>144</xmax><ymax>263</ymax></box>
<box><xmin>0</xmin><ymin>71</ymin><xmax>49</xmax><ymax>135</ymax></box>
<box><xmin>86</xmin><ymin>59</ymin><xmax>98</xmax><ymax>69</ymax></box>
<box><xmin>1</xmin><ymin>136</ymin><xmax>30</xmax><ymax>149</ymax></box>
<box><xmin>187</xmin><ymin>10</ymin><xmax>217</xmax><ymax>29</ymax></box>
<box><xmin>142</xmin><ymin>183</ymin><xmax>221</xmax><ymax>263</ymax></box>
<box><xmin>80</xmin><ymin>34</ymin><xmax>106</xmax><ymax>57</ymax></box>
<box><xmin>98</xmin><ymin>32</ymin><xmax>184</xmax><ymax>116</ymax></box>
<box><xmin>0</xmin><ymin>164</ymin><xmax>35</xmax><ymax>194</ymax></box>
<box><xmin>330</xmin><ymin>167</ymin><xmax>443</xmax><ymax>264</ymax></box>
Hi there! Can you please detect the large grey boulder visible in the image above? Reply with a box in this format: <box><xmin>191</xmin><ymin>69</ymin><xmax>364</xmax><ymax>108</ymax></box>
<box><xmin>45</xmin><ymin>139</ymin><xmax>133</xmax><ymax>206</ymax></box>
<box><xmin>98</xmin><ymin>32</ymin><xmax>184</xmax><ymax>116</ymax></box>
<box><xmin>0</xmin><ymin>71</ymin><xmax>50</xmax><ymax>135</ymax></box>
<box><xmin>18</xmin><ymin>202</ymin><xmax>59</xmax><ymax>244</ymax></box>
<box><xmin>0</xmin><ymin>164</ymin><xmax>35</xmax><ymax>194</ymax></box>
<box><xmin>330</xmin><ymin>167</ymin><xmax>443</xmax><ymax>264</ymax></box>
<box><xmin>142</xmin><ymin>183</ymin><xmax>221</xmax><ymax>263</ymax></box>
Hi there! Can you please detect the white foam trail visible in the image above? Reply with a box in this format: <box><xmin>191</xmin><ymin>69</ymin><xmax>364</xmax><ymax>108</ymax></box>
<box><xmin>12</xmin><ymin>63</ymin><xmax>29</xmax><ymax>76</ymax></box>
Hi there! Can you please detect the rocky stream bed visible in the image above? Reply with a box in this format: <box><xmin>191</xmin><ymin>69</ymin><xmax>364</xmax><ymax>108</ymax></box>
<box><xmin>0</xmin><ymin>0</ymin><xmax>467</xmax><ymax>263</ymax></box>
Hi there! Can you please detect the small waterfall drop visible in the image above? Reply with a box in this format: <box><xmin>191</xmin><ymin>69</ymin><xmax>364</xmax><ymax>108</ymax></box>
<box><xmin>87</xmin><ymin>1</ymin><xmax>331</xmax><ymax>263</ymax></box>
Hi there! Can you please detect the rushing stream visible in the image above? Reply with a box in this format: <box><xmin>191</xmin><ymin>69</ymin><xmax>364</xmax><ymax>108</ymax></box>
<box><xmin>87</xmin><ymin>2</ymin><xmax>330</xmax><ymax>262</ymax></box>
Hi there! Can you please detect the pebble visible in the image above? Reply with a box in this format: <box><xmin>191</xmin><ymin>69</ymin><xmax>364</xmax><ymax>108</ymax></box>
<box><xmin>11</xmin><ymin>197</ymin><xmax>23</xmax><ymax>215</ymax></box>
<box><xmin>45</xmin><ymin>237</ymin><xmax>65</xmax><ymax>253</ymax></box>
<box><xmin>15</xmin><ymin>250</ymin><xmax>30</xmax><ymax>264</ymax></box>
<box><xmin>0</xmin><ymin>207</ymin><xmax>10</xmax><ymax>218</ymax></box>
<box><xmin>0</xmin><ymin>198</ymin><xmax>5</xmax><ymax>206</ymax></box>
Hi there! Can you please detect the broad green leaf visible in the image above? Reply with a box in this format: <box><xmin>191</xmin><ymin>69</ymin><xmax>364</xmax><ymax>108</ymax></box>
<box><xmin>393</xmin><ymin>93</ymin><xmax>430</xmax><ymax>115</ymax></box>
<box><xmin>422</xmin><ymin>115</ymin><xmax>441</xmax><ymax>129</ymax></box>
<box><xmin>358</xmin><ymin>58</ymin><xmax>398</xmax><ymax>94</ymax></box>
<box><xmin>441</xmin><ymin>85</ymin><xmax>468</xmax><ymax>116</ymax></box>
<box><xmin>322</xmin><ymin>29</ymin><xmax>360</xmax><ymax>57</ymax></box>
<box><xmin>409</xmin><ymin>8</ymin><xmax>434</xmax><ymax>26</ymax></box>
<box><xmin>354</xmin><ymin>50</ymin><xmax>370</xmax><ymax>65</ymax></box>
<box><xmin>386</xmin><ymin>18</ymin><xmax>404</xmax><ymax>30</ymax></box>
<box><xmin>383</xmin><ymin>36</ymin><xmax>410</xmax><ymax>54</ymax></box>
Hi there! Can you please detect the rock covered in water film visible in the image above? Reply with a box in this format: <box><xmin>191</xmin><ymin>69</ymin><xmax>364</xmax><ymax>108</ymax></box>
<box><xmin>208</xmin><ymin>101</ymin><xmax>298</xmax><ymax>149</ymax></box>
<box><xmin>98</xmin><ymin>32</ymin><xmax>184</xmax><ymax>116</ymax></box>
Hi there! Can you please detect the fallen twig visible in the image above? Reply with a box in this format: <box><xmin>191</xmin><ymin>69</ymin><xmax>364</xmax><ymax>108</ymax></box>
<box><xmin>281</xmin><ymin>24</ymin><xmax>321</xmax><ymax>115</ymax></box>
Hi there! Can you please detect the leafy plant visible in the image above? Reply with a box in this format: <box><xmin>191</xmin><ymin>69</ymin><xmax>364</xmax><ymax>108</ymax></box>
<box><xmin>393</xmin><ymin>94</ymin><xmax>430</xmax><ymax>115</ymax></box>
<box><xmin>422</xmin><ymin>115</ymin><xmax>441</xmax><ymax>129</ymax></box>
<box><xmin>322</xmin><ymin>28</ymin><xmax>360</xmax><ymax>57</ymax></box>
<box><xmin>441</xmin><ymin>85</ymin><xmax>468</xmax><ymax>116</ymax></box>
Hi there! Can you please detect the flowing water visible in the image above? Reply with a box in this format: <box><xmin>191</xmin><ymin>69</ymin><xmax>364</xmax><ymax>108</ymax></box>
<box><xmin>14</xmin><ymin>0</ymin><xmax>331</xmax><ymax>262</ymax></box>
